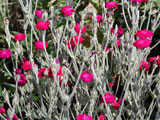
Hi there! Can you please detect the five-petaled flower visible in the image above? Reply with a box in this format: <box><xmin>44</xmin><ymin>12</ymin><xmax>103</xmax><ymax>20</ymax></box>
<box><xmin>105</xmin><ymin>1</ymin><xmax>119</xmax><ymax>9</ymax></box>
<box><xmin>0</xmin><ymin>49</ymin><xmax>11</xmax><ymax>59</ymax></box>
<box><xmin>35</xmin><ymin>10</ymin><xmax>43</xmax><ymax>18</ymax></box>
<box><xmin>77</xmin><ymin>114</ymin><xmax>92</xmax><ymax>120</ymax></box>
<box><xmin>14</xmin><ymin>33</ymin><xmax>26</xmax><ymax>42</ymax></box>
<box><xmin>21</xmin><ymin>59</ymin><xmax>32</xmax><ymax>70</ymax></box>
<box><xmin>133</xmin><ymin>38</ymin><xmax>152</xmax><ymax>49</ymax></box>
<box><xmin>36</xmin><ymin>21</ymin><xmax>50</xmax><ymax>30</ymax></box>
<box><xmin>101</xmin><ymin>93</ymin><xmax>116</xmax><ymax>103</ymax></box>
<box><xmin>38</xmin><ymin>68</ymin><xmax>46</xmax><ymax>78</ymax></box>
<box><xmin>80</xmin><ymin>71</ymin><xmax>93</xmax><ymax>83</ymax></box>
<box><xmin>35</xmin><ymin>40</ymin><xmax>48</xmax><ymax>50</ymax></box>
<box><xmin>135</xmin><ymin>29</ymin><xmax>153</xmax><ymax>38</ymax></box>
<box><xmin>0</xmin><ymin>107</ymin><xmax>5</xmax><ymax>114</ymax></box>
<box><xmin>139</xmin><ymin>60</ymin><xmax>150</xmax><ymax>71</ymax></box>
<box><xmin>74</xmin><ymin>23</ymin><xmax>86</xmax><ymax>34</ymax></box>
<box><xmin>112</xmin><ymin>102</ymin><xmax>120</xmax><ymax>110</ymax></box>
<box><xmin>98</xmin><ymin>113</ymin><xmax>107</xmax><ymax>120</ymax></box>
<box><xmin>62</xmin><ymin>6</ymin><xmax>76</xmax><ymax>16</ymax></box>
<box><xmin>17</xmin><ymin>74</ymin><xmax>27</xmax><ymax>87</ymax></box>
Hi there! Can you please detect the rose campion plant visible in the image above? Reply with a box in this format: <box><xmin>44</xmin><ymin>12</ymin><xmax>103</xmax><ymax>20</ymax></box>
<box><xmin>0</xmin><ymin>49</ymin><xmax>11</xmax><ymax>59</ymax></box>
<box><xmin>139</xmin><ymin>60</ymin><xmax>150</xmax><ymax>71</ymax></box>
<box><xmin>34</xmin><ymin>40</ymin><xmax>48</xmax><ymax>50</ymax></box>
<box><xmin>105</xmin><ymin>1</ymin><xmax>119</xmax><ymax>9</ymax></box>
<box><xmin>77</xmin><ymin>114</ymin><xmax>92</xmax><ymax>120</ymax></box>
<box><xmin>14</xmin><ymin>33</ymin><xmax>26</xmax><ymax>41</ymax></box>
<box><xmin>36</xmin><ymin>21</ymin><xmax>50</xmax><ymax>30</ymax></box>
<box><xmin>35</xmin><ymin>10</ymin><xmax>42</xmax><ymax>18</ymax></box>
<box><xmin>80</xmin><ymin>71</ymin><xmax>93</xmax><ymax>82</ymax></box>
<box><xmin>74</xmin><ymin>24</ymin><xmax>86</xmax><ymax>34</ymax></box>
<box><xmin>62</xmin><ymin>6</ymin><xmax>76</xmax><ymax>16</ymax></box>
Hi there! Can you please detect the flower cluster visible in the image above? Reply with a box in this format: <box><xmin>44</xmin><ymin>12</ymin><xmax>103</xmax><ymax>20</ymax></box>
<box><xmin>133</xmin><ymin>29</ymin><xmax>153</xmax><ymax>49</ymax></box>
<box><xmin>100</xmin><ymin>93</ymin><xmax>120</xmax><ymax>110</ymax></box>
<box><xmin>148</xmin><ymin>56</ymin><xmax>160</xmax><ymax>66</ymax></box>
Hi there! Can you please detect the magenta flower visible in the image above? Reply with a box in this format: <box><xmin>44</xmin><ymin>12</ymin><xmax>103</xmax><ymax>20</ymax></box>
<box><xmin>6</xmin><ymin>117</ymin><xmax>10</xmax><ymax>120</ymax></box>
<box><xmin>67</xmin><ymin>36</ymin><xmax>84</xmax><ymax>49</ymax></box>
<box><xmin>21</xmin><ymin>59</ymin><xmax>32</xmax><ymax>70</ymax></box>
<box><xmin>98</xmin><ymin>113</ymin><xmax>107</xmax><ymax>120</ymax></box>
<box><xmin>77</xmin><ymin>114</ymin><xmax>92</xmax><ymax>120</ymax></box>
<box><xmin>0</xmin><ymin>49</ymin><xmax>11</xmax><ymax>59</ymax></box>
<box><xmin>130</xmin><ymin>0</ymin><xmax>148</xmax><ymax>3</ymax></box>
<box><xmin>15</xmin><ymin>69</ymin><xmax>21</xmax><ymax>75</ymax></box>
<box><xmin>118</xmin><ymin>98</ymin><xmax>126</xmax><ymax>104</ymax></box>
<box><xmin>104</xmin><ymin>47</ymin><xmax>113</xmax><ymax>53</ymax></box>
<box><xmin>103</xmin><ymin>93</ymin><xmax>116</xmax><ymax>103</ymax></box>
<box><xmin>133</xmin><ymin>38</ymin><xmax>152</xmax><ymax>49</ymax></box>
<box><xmin>36</xmin><ymin>21</ymin><xmax>50</xmax><ymax>30</ymax></box>
<box><xmin>116</xmin><ymin>39</ymin><xmax>121</xmax><ymax>47</ymax></box>
<box><xmin>105</xmin><ymin>1</ymin><xmax>119</xmax><ymax>9</ymax></box>
<box><xmin>35</xmin><ymin>40</ymin><xmax>48</xmax><ymax>50</ymax></box>
<box><xmin>57</xmin><ymin>66</ymin><xmax>63</xmax><ymax>80</ymax></box>
<box><xmin>90</xmin><ymin>15</ymin><xmax>102</xmax><ymax>22</ymax></box>
<box><xmin>14</xmin><ymin>33</ymin><xmax>26</xmax><ymax>42</ymax></box>
<box><xmin>35</xmin><ymin>10</ymin><xmax>42</xmax><ymax>18</ymax></box>
<box><xmin>157</xmin><ymin>56</ymin><xmax>160</xmax><ymax>66</ymax></box>
<box><xmin>12</xmin><ymin>114</ymin><xmax>18</xmax><ymax>120</ymax></box>
<box><xmin>48</xmin><ymin>67</ymin><xmax>53</xmax><ymax>78</ymax></box>
<box><xmin>80</xmin><ymin>71</ymin><xmax>93</xmax><ymax>83</ymax></box>
<box><xmin>0</xmin><ymin>107</ymin><xmax>5</xmax><ymax>114</ymax></box>
<box><xmin>17</xmin><ymin>74</ymin><xmax>27</xmax><ymax>87</ymax></box>
<box><xmin>135</xmin><ymin>29</ymin><xmax>153</xmax><ymax>38</ymax></box>
<box><xmin>112</xmin><ymin>102</ymin><xmax>120</xmax><ymax>110</ymax></box>
<box><xmin>74</xmin><ymin>24</ymin><xmax>86</xmax><ymax>34</ymax></box>
<box><xmin>62</xmin><ymin>6</ymin><xmax>76</xmax><ymax>16</ymax></box>
<box><xmin>38</xmin><ymin>68</ymin><xmax>46</xmax><ymax>78</ymax></box>
<box><xmin>139</xmin><ymin>60</ymin><xmax>150</xmax><ymax>71</ymax></box>
<box><xmin>109</xmin><ymin>82</ymin><xmax>116</xmax><ymax>87</ymax></box>
<box><xmin>148</xmin><ymin>57</ymin><xmax>157</xmax><ymax>63</ymax></box>
<box><xmin>111</xmin><ymin>27</ymin><xmax>124</xmax><ymax>36</ymax></box>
